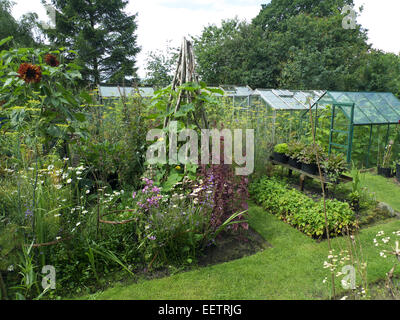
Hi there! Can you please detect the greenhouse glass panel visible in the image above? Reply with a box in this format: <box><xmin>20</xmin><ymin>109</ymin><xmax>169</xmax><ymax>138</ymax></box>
<box><xmin>362</xmin><ymin>92</ymin><xmax>400</xmax><ymax>123</ymax></box>
<box><xmin>257</xmin><ymin>90</ymin><xmax>289</xmax><ymax>109</ymax></box>
<box><xmin>254</xmin><ymin>89</ymin><xmax>325</xmax><ymax>110</ymax></box>
<box><xmin>235</xmin><ymin>86</ymin><xmax>253</xmax><ymax>96</ymax></box>
<box><xmin>280</xmin><ymin>96</ymin><xmax>305</xmax><ymax>109</ymax></box>
<box><xmin>343</xmin><ymin>92</ymin><xmax>387</xmax><ymax>124</ymax></box>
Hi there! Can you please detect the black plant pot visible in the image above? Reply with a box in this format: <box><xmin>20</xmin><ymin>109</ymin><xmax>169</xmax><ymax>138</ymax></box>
<box><xmin>378</xmin><ymin>166</ymin><xmax>393</xmax><ymax>178</ymax></box>
<box><xmin>301</xmin><ymin>163</ymin><xmax>318</xmax><ymax>175</ymax></box>
<box><xmin>273</xmin><ymin>152</ymin><xmax>289</xmax><ymax>164</ymax></box>
<box><xmin>288</xmin><ymin>157</ymin><xmax>302</xmax><ymax>169</ymax></box>
<box><xmin>397</xmin><ymin>163</ymin><xmax>400</xmax><ymax>182</ymax></box>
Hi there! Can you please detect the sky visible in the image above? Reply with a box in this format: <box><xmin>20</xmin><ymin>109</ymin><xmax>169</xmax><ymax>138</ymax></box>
<box><xmin>10</xmin><ymin>0</ymin><xmax>400</xmax><ymax>79</ymax></box>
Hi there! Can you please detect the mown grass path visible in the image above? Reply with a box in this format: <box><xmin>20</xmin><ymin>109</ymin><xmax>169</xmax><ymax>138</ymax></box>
<box><xmin>360</xmin><ymin>173</ymin><xmax>400</xmax><ymax>212</ymax></box>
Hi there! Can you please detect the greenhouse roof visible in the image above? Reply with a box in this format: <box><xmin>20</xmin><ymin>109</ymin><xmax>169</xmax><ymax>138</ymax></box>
<box><xmin>253</xmin><ymin>89</ymin><xmax>326</xmax><ymax>110</ymax></box>
<box><xmin>98</xmin><ymin>86</ymin><xmax>154</xmax><ymax>98</ymax></box>
<box><xmin>316</xmin><ymin>91</ymin><xmax>400</xmax><ymax>125</ymax></box>
<box><xmin>217</xmin><ymin>85</ymin><xmax>254</xmax><ymax>97</ymax></box>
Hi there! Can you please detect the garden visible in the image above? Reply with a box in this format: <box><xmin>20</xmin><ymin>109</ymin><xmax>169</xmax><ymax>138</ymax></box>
<box><xmin>1</xmin><ymin>0</ymin><xmax>400</xmax><ymax>302</ymax></box>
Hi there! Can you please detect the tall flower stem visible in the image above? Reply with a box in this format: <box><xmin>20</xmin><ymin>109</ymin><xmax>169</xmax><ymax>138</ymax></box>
<box><xmin>308</xmin><ymin>101</ymin><xmax>336</xmax><ymax>299</ymax></box>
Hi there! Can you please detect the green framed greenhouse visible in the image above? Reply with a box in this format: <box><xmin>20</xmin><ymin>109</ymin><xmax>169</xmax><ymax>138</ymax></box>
<box><xmin>306</xmin><ymin>91</ymin><xmax>400</xmax><ymax>167</ymax></box>
<box><xmin>248</xmin><ymin>89</ymin><xmax>325</xmax><ymax>143</ymax></box>
<box><xmin>238</xmin><ymin>88</ymin><xmax>400</xmax><ymax>168</ymax></box>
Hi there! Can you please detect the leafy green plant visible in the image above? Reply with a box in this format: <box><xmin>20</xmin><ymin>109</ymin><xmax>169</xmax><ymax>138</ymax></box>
<box><xmin>321</xmin><ymin>153</ymin><xmax>347</xmax><ymax>182</ymax></box>
<box><xmin>274</xmin><ymin>143</ymin><xmax>288</xmax><ymax>154</ymax></box>
<box><xmin>250</xmin><ymin>177</ymin><xmax>357</xmax><ymax>238</ymax></box>
<box><xmin>298</xmin><ymin>144</ymin><xmax>326</xmax><ymax>165</ymax></box>
<box><xmin>9</xmin><ymin>242</ymin><xmax>49</xmax><ymax>300</ymax></box>
<box><xmin>286</xmin><ymin>141</ymin><xmax>305</xmax><ymax>159</ymax></box>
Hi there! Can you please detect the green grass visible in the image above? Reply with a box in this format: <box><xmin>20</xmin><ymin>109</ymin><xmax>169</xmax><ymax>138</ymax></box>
<box><xmin>81</xmin><ymin>204</ymin><xmax>400</xmax><ymax>300</ymax></box>
<box><xmin>359</xmin><ymin>172</ymin><xmax>400</xmax><ymax>212</ymax></box>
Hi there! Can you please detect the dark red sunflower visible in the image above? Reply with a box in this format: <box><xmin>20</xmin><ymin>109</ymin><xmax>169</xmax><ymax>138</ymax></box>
<box><xmin>44</xmin><ymin>54</ymin><xmax>60</xmax><ymax>67</ymax></box>
<box><xmin>17</xmin><ymin>63</ymin><xmax>42</xmax><ymax>84</ymax></box>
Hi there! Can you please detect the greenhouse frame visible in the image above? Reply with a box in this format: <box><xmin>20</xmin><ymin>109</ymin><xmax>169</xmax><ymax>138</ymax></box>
<box><xmin>247</xmin><ymin>89</ymin><xmax>325</xmax><ymax>143</ymax></box>
<box><xmin>238</xmin><ymin>88</ymin><xmax>400</xmax><ymax>167</ymax></box>
<box><xmin>94</xmin><ymin>84</ymin><xmax>400</xmax><ymax>168</ymax></box>
<box><xmin>98</xmin><ymin>85</ymin><xmax>155</xmax><ymax>103</ymax></box>
<box><xmin>306</xmin><ymin>91</ymin><xmax>400</xmax><ymax>166</ymax></box>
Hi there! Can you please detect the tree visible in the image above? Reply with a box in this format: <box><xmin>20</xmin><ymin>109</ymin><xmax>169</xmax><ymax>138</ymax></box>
<box><xmin>143</xmin><ymin>42</ymin><xmax>178</xmax><ymax>87</ymax></box>
<box><xmin>0</xmin><ymin>0</ymin><xmax>38</xmax><ymax>49</ymax></box>
<box><xmin>354</xmin><ymin>50</ymin><xmax>400</xmax><ymax>95</ymax></box>
<box><xmin>192</xmin><ymin>0</ymin><xmax>381</xmax><ymax>91</ymax></box>
<box><xmin>43</xmin><ymin>0</ymin><xmax>140</xmax><ymax>84</ymax></box>
<box><xmin>253</xmin><ymin>0</ymin><xmax>355</xmax><ymax>31</ymax></box>
<box><xmin>192</xmin><ymin>18</ymin><xmax>251</xmax><ymax>86</ymax></box>
<box><xmin>275</xmin><ymin>13</ymin><xmax>369</xmax><ymax>90</ymax></box>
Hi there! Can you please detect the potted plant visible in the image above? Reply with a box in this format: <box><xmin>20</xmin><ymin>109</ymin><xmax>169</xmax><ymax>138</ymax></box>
<box><xmin>378</xmin><ymin>142</ymin><xmax>394</xmax><ymax>178</ymax></box>
<box><xmin>286</xmin><ymin>141</ymin><xmax>304</xmax><ymax>169</ymax></box>
<box><xmin>321</xmin><ymin>153</ymin><xmax>347</xmax><ymax>183</ymax></box>
<box><xmin>299</xmin><ymin>144</ymin><xmax>318</xmax><ymax>175</ymax></box>
<box><xmin>273</xmin><ymin>143</ymin><xmax>289</xmax><ymax>163</ymax></box>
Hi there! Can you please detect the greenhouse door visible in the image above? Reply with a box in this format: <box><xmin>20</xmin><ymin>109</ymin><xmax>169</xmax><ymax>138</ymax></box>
<box><xmin>328</xmin><ymin>102</ymin><xmax>355</xmax><ymax>164</ymax></box>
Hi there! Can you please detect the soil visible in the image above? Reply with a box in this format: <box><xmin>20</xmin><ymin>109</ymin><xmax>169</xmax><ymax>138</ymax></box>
<box><xmin>197</xmin><ymin>227</ymin><xmax>272</xmax><ymax>267</ymax></box>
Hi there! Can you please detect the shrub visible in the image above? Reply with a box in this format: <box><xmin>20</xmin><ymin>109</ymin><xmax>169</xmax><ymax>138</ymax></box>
<box><xmin>250</xmin><ymin>177</ymin><xmax>357</xmax><ymax>238</ymax></box>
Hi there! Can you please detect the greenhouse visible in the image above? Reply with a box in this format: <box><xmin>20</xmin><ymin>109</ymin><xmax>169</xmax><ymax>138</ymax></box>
<box><xmin>230</xmin><ymin>88</ymin><xmax>400</xmax><ymax>169</ymax></box>
<box><xmin>213</xmin><ymin>85</ymin><xmax>254</xmax><ymax>108</ymax></box>
<box><xmin>98</xmin><ymin>85</ymin><xmax>155</xmax><ymax>103</ymax></box>
<box><xmin>306</xmin><ymin>91</ymin><xmax>400</xmax><ymax>167</ymax></box>
<box><xmin>244</xmin><ymin>89</ymin><xmax>325</xmax><ymax>144</ymax></box>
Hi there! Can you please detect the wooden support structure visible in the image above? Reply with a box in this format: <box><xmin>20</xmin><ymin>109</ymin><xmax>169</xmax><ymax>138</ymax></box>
<box><xmin>163</xmin><ymin>37</ymin><xmax>208</xmax><ymax>130</ymax></box>
<box><xmin>270</xmin><ymin>159</ymin><xmax>353</xmax><ymax>192</ymax></box>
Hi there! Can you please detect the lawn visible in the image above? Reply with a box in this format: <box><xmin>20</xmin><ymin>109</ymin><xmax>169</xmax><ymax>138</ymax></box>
<box><xmin>359</xmin><ymin>172</ymin><xmax>400</xmax><ymax>212</ymax></box>
<box><xmin>82</xmin><ymin>204</ymin><xmax>400</xmax><ymax>300</ymax></box>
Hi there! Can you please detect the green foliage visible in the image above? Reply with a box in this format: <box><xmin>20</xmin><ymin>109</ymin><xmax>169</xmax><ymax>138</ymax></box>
<box><xmin>250</xmin><ymin>177</ymin><xmax>357</xmax><ymax>238</ymax></box>
<box><xmin>192</xmin><ymin>18</ymin><xmax>266</xmax><ymax>87</ymax></box>
<box><xmin>192</xmin><ymin>0</ymin><xmax>400</xmax><ymax>93</ymax></box>
<box><xmin>143</xmin><ymin>44</ymin><xmax>179</xmax><ymax>87</ymax></box>
<box><xmin>253</xmin><ymin>0</ymin><xmax>355</xmax><ymax>31</ymax></box>
<box><xmin>286</xmin><ymin>141</ymin><xmax>305</xmax><ymax>159</ymax></box>
<box><xmin>76</xmin><ymin>92</ymin><xmax>148</xmax><ymax>190</ymax></box>
<box><xmin>298</xmin><ymin>144</ymin><xmax>326</xmax><ymax>165</ymax></box>
<box><xmin>273</xmin><ymin>143</ymin><xmax>288</xmax><ymax>154</ymax></box>
<box><xmin>44</xmin><ymin>0</ymin><xmax>140</xmax><ymax>84</ymax></box>
<box><xmin>321</xmin><ymin>153</ymin><xmax>348</xmax><ymax>181</ymax></box>
<box><xmin>0</xmin><ymin>45</ymin><xmax>87</xmax><ymax>149</ymax></box>
<box><xmin>0</xmin><ymin>1</ymin><xmax>39</xmax><ymax>49</ymax></box>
